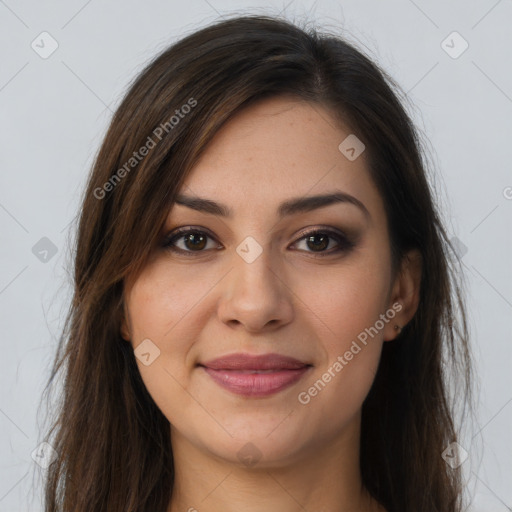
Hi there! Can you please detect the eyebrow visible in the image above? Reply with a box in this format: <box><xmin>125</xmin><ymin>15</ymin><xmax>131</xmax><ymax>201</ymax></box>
<box><xmin>174</xmin><ymin>190</ymin><xmax>370</xmax><ymax>220</ymax></box>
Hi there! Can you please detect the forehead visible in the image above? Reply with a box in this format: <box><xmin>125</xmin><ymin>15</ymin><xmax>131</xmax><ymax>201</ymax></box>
<box><xmin>177</xmin><ymin>97</ymin><xmax>384</xmax><ymax>221</ymax></box>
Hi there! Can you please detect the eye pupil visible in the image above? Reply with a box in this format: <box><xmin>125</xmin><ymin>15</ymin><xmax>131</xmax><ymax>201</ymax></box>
<box><xmin>306</xmin><ymin>233</ymin><xmax>329</xmax><ymax>251</ymax></box>
<box><xmin>185</xmin><ymin>233</ymin><xmax>207</xmax><ymax>250</ymax></box>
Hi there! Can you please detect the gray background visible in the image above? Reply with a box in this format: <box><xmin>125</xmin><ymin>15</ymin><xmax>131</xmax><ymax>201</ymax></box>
<box><xmin>1</xmin><ymin>0</ymin><xmax>511</xmax><ymax>510</ymax></box>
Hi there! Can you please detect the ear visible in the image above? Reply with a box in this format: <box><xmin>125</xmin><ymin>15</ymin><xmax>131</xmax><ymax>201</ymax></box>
<box><xmin>120</xmin><ymin>317</ymin><xmax>130</xmax><ymax>341</ymax></box>
<box><xmin>383</xmin><ymin>249</ymin><xmax>422</xmax><ymax>342</ymax></box>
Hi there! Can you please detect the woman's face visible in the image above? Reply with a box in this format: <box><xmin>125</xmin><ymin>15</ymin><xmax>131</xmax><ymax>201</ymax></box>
<box><xmin>122</xmin><ymin>97</ymin><xmax>409</xmax><ymax>467</ymax></box>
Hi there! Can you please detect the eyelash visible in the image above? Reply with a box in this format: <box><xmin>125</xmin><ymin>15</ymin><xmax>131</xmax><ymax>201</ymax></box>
<box><xmin>161</xmin><ymin>226</ymin><xmax>355</xmax><ymax>257</ymax></box>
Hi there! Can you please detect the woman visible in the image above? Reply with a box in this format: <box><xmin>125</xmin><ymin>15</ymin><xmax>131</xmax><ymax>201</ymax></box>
<box><xmin>40</xmin><ymin>14</ymin><xmax>474</xmax><ymax>512</ymax></box>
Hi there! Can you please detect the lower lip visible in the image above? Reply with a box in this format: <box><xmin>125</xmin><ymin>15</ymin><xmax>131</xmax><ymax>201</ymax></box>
<box><xmin>202</xmin><ymin>366</ymin><xmax>311</xmax><ymax>397</ymax></box>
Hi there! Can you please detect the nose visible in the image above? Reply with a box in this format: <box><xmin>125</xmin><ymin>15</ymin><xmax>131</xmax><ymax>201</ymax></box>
<box><xmin>217</xmin><ymin>244</ymin><xmax>294</xmax><ymax>333</ymax></box>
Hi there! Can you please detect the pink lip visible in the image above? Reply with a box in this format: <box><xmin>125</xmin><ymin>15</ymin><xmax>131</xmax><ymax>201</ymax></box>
<box><xmin>200</xmin><ymin>353</ymin><xmax>312</xmax><ymax>397</ymax></box>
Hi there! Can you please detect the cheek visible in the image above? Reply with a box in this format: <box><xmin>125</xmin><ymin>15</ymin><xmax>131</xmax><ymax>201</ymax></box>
<box><xmin>125</xmin><ymin>258</ymin><xmax>219</xmax><ymax>345</ymax></box>
<box><xmin>296</xmin><ymin>340</ymin><xmax>382</xmax><ymax>443</ymax></box>
<box><xmin>293</xmin><ymin>254</ymin><xmax>391</xmax><ymax>345</ymax></box>
<box><xmin>293</xmin><ymin>266</ymin><xmax>387</xmax><ymax>423</ymax></box>
<box><xmin>291</xmin><ymin>256</ymin><xmax>389</xmax><ymax>414</ymax></box>
<box><xmin>124</xmin><ymin>264</ymin><xmax>205</xmax><ymax>413</ymax></box>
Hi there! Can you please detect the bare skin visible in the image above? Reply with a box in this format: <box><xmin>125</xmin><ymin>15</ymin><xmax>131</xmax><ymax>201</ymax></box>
<box><xmin>121</xmin><ymin>96</ymin><xmax>421</xmax><ymax>512</ymax></box>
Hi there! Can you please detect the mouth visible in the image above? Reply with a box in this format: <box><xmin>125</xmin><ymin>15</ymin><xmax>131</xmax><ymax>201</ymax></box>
<box><xmin>199</xmin><ymin>353</ymin><xmax>312</xmax><ymax>398</ymax></box>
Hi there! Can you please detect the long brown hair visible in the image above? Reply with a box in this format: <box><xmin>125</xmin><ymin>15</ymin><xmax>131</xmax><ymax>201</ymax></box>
<box><xmin>39</xmin><ymin>14</ymin><xmax>474</xmax><ymax>512</ymax></box>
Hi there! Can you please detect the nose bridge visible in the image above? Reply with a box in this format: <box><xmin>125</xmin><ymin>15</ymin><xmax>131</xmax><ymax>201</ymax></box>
<box><xmin>217</xmin><ymin>236</ymin><xmax>293</xmax><ymax>330</ymax></box>
<box><xmin>235</xmin><ymin>238</ymin><xmax>275</xmax><ymax>290</ymax></box>
<box><xmin>232</xmin><ymin>237</ymin><xmax>280</xmax><ymax>301</ymax></box>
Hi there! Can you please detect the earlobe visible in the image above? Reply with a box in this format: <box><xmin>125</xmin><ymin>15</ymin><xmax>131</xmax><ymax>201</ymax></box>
<box><xmin>384</xmin><ymin>249</ymin><xmax>422</xmax><ymax>342</ymax></box>
<box><xmin>120</xmin><ymin>318</ymin><xmax>130</xmax><ymax>341</ymax></box>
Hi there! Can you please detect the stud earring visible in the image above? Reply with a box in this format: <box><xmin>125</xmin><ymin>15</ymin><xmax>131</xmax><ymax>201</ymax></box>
<box><xmin>394</xmin><ymin>324</ymin><xmax>402</xmax><ymax>332</ymax></box>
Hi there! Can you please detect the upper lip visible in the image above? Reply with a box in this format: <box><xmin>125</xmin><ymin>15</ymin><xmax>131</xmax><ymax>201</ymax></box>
<box><xmin>200</xmin><ymin>353</ymin><xmax>310</xmax><ymax>371</ymax></box>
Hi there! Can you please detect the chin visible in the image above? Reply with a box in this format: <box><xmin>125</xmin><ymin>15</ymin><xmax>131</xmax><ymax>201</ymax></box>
<box><xmin>202</xmin><ymin>414</ymin><xmax>315</xmax><ymax>468</ymax></box>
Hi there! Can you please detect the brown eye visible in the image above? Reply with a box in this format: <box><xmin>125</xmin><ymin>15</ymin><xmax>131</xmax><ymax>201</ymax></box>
<box><xmin>292</xmin><ymin>228</ymin><xmax>355</xmax><ymax>256</ymax></box>
<box><xmin>162</xmin><ymin>227</ymin><xmax>220</xmax><ymax>255</ymax></box>
<box><xmin>305</xmin><ymin>233</ymin><xmax>330</xmax><ymax>251</ymax></box>
<box><xmin>182</xmin><ymin>232</ymin><xmax>207</xmax><ymax>251</ymax></box>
